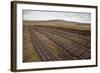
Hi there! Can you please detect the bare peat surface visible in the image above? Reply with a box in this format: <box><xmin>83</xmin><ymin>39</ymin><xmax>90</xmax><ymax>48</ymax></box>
<box><xmin>23</xmin><ymin>20</ymin><xmax>91</xmax><ymax>62</ymax></box>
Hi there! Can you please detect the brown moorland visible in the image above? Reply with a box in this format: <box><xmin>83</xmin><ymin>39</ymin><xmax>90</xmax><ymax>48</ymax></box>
<box><xmin>23</xmin><ymin>20</ymin><xmax>91</xmax><ymax>62</ymax></box>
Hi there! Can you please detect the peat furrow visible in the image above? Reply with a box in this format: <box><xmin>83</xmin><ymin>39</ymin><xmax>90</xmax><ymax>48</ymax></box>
<box><xmin>37</xmin><ymin>27</ymin><xmax>90</xmax><ymax>51</ymax></box>
<box><xmin>35</xmin><ymin>30</ymin><xmax>77</xmax><ymax>60</ymax></box>
<box><xmin>28</xmin><ymin>27</ymin><xmax>58</xmax><ymax>61</ymax></box>
<box><xmin>36</xmin><ymin>27</ymin><xmax>90</xmax><ymax>41</ymax></box>
<box><xmin>36</xmin><ymin>28</ymin><xmax>90</xmax><ymax>59</ymax></box>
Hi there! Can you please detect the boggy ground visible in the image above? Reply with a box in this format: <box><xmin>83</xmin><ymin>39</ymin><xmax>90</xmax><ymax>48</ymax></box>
<box><xmin>23</xmin><ymin>20</ymin><xmax>91</xmax><ymax>62</ymax></box>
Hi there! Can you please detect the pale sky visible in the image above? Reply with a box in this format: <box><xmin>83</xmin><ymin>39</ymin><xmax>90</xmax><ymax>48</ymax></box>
<box><xmin>23</xmin><ymin>10</ymin><xmax>91</xmax><ymax>23</ymax></box>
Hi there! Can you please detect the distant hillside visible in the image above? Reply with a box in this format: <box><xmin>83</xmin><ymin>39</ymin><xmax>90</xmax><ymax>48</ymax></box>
<box><xmin>23</xmin><ymin>20</ymin><xmax>90</xmax><ymax>30</ymax></box>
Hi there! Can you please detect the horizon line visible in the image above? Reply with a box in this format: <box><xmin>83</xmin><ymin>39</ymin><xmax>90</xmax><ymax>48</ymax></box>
<box><xmin>23</xmin><ymin>19</ymin><xmax>91</xmax><ymax>24</ymax></box>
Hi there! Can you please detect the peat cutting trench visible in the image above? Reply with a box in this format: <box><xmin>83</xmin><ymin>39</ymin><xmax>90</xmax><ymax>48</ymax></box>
<box><xmin>23</xmin><ymin>25</ymin><xmax>91</xmax><ymax>62</ymax></box>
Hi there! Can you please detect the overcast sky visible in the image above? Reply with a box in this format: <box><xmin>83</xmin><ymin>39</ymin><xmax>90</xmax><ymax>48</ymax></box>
<box><xmin>23</xmin><ymin>10</ymin><xmax>91</xmax><ymax>23</ymax></box>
